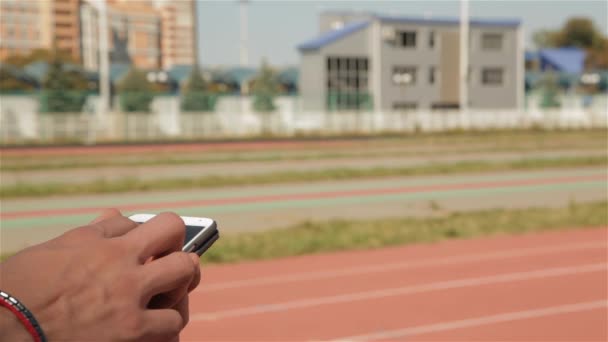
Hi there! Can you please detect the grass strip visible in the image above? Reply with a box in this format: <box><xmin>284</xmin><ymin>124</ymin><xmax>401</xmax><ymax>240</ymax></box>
<box><xmin>2</xmin><ymin>130</ymin><xmax>605</xmax><ymax>171</ymax></box>
<box><xmin>2</xmin><ymin>201</ymin><xmax>605</xmax><ymax>264</ymax></box>
<box><xmin>1</xmin><ymin>155</ymin><xmax>605</xmax><ymax>199</ymax></box>
<box><xmin>201</xmin><ymin>200</ymin><xmax>608</xmax><ymax>264</ymax></box>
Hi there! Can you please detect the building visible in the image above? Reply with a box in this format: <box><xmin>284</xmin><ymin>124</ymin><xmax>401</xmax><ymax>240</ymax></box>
<box><xmin>3</xmin><ymin>0</ymin><xmax>197</xmax><ymax>71</ymax></box>
<box><xmin>0</xmin><ymin>0</ymin><xmax>50</xmax><ymax>60</ymax></box>
<box><xmin>158</xmin><ymin>0</ymin><xmax>197</xmax><ymax>69</ymax></box>
<box><xmin>298</xmin><ymin>11</ymin><xmax>524</xmax><ymax>111</ymax></box>
<box><xmin>80</xmin><ymin>0</ymin><xmax>197</xmax><ymax>71</ymax></box>
<box><xmin>0</xmin><ymin>0</ymin><xmax>81</xmax><ymax>62</ymax></box>
<box><xmin>53</xmin><ymin>0</ymin><xmax>82</xmax><ymax>62</ymax></box>
<box><xmin>80</xmin><ymin>0</ymin><xmax>100</xmax><ymax>70</ymax></box>
<box><xmin>106</xmin><ymin>0</ymin><xmax>161</xmax><ymax>69</ymax></box>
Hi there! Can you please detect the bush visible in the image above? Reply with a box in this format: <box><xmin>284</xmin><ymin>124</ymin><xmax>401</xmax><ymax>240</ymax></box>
<box><xmin>181</xmin><ymin>65</ymin><xmax>216</xmax><ymax>112</ymax></box>
<box><xmin>251</xmin><ymin>60</ymin><xmax>279</xmax><ymax>113</ymax></box>
<box><xmin>41</xmin><ymin>58</ymin><xmax>89</xmax><ymax>112</ymax></box>
<box><xmin>118</xmin><ymin>68</ymin><xmax>154</xmax><ymax>112</ymax></box>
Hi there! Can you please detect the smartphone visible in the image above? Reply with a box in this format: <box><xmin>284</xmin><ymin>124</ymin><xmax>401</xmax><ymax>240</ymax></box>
<box><xmin>129</xmin><ymin>214</ymin><xmax>219</xmax><ymax>256</ymax></box>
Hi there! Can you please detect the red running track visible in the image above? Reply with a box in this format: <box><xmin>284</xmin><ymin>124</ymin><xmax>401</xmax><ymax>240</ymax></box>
<box><xmin>182</xmin><ymin>228</ymin><xmax>608</xmax><ymax>341</ymax></box>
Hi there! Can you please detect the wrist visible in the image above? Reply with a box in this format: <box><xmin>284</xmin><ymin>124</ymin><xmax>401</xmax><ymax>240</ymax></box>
<box><xmin>0</xmin><ymin>291</ymin><xmax>46</xmax><ymax>342</ymax></box>
<box><xmin>0</xmin><ymin>307</ymin><xmax>33</xmax><ymax>341</ymax></box>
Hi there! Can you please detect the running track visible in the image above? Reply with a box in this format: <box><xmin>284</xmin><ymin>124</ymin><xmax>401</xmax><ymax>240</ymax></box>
<box><xmin>183</xmin><ymin>228</ymin><xmax>608</xmax><ymax>341</ymax></box>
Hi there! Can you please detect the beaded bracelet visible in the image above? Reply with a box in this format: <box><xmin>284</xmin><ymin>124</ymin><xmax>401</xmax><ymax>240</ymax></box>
<box><xmin>0</xmin><ymin>290</ymin><xmax>47</xmax><ymax>342</ymax></box>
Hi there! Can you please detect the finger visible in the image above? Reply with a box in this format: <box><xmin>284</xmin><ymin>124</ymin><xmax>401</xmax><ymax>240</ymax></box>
<box><xmin>141</xmin><ymin>252</ymin><xmax>197</xmax><ymax>304</ymax></box>
<box><xmin>174</xmin><ymin>295</ymin><xmax>189</xmax><ymax>328</ymax></box>
<box><xmin>149</xmin><ymin>292</ymin><xmax>190</xmax><ymax>328</ymax></box>
<box><xmin>91</xmin><ymin>215</ymin><xmax>139</xmax><ymax>238</ymax></box>
<box><xmin>125</xmin><ymin>212</ymin><xmax>185</xmax><ymax>261</ymax></box>
<box><xmin>188</xmin><ymin>253</ymin><xmax>201</xmax><ymax>292</ymax></box>
<box><xmin>141</xmin><ymin>309</ymin><xmax>183</xmax><ymax>341</ymax></box>
<box><xmin>90</xmin><ymin>208</ymin><xmax>122</xmax><ymax>224</ymax></box>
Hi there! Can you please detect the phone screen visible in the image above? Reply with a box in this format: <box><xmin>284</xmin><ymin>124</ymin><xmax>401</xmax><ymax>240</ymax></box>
<box><xmin>185</xmin><ymin>225</ymin><xmax>204</xmax><ymax>245</ymax></box>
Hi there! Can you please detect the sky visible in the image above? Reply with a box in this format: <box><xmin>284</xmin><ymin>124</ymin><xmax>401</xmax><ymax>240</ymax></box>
<box><xmin>196</xmin><ymin>0</ymin><xmax>608</xmax><ymax>67</ymax></box>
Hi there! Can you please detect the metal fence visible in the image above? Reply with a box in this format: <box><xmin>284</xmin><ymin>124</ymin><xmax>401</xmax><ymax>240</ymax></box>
<box><xmin>1</xmin><ymin>107</ymin><xmax>606</xmax><ymax>145</ymax></box>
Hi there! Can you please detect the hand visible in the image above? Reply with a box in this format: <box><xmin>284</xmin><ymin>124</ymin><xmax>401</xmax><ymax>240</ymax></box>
<box><xmin>0</xmin><ymin>209</ymin><xmax>201</xmax><ymax>342</ymax></box>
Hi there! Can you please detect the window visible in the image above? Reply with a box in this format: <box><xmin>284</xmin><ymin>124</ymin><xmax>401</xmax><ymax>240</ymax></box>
<box><xmin>429</xmin><ymin>66</ymin><xmax>436</xmax><ymax>85</ymax></box>
<box><xmin>393</xmin><ymin>102</ymin><xmax>418</xmax><ymax>110</ymax></box>
<box><xmin>429</xmin><ymin>31</ymin><xmax>435</xmax><ymax>49</ymax></box>
<box><xmin>399</xmin><ymin>31</ymin><xmax>416</xmax><ymax>48</ymax></box>
<box><xmin>481</xmin><ymin>68</ymin><xmax>504</xmax><ymax>85</ymax></box>
<box><xmin>326</xmin><ymin>56</ymin><xmax>370</xmax><ymax>111</ymax></box>
<box><xmin>393</xmin><ymin>66</ymin><xmax>417</xmax><ymax>85</ymax></box>
<box><xmin>331</xmin><ymin>20</ymin><xmax>344</xmax><ymax>30</ymax></box>
<box><xmin>481</xmin><ymin>33</ymin><xmax>503</xmax><ymax>50</ymax></box>
<box><xmin>432</xmin><ymin>103</ymin><xmax>460</xmax><ymax>110</ymax></box>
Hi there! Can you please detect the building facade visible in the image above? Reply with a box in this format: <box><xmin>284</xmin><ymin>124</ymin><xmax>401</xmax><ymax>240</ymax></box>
<box><xmin>107</xmin><ymin>0</ymin><xmax>161</xmax><ymax>69</ymax></box>
<box><xmin>159</xmin><ymin>0</ymin><xmax>197</xmax><ymax>69</ymax></box>
<box><xmin>2</xmin><ymin>0</ymin><xmax>197</xmax><ymax>71</ymax></box>
<box><xmin>0</xmin><ymin>0</ymin><xmax>55</xmax><ymax>60</ymax></box>
<box><xmin>298</xmin><ymin>12</ymin><xmax>524</xmax><ymax>111</ymax></box>
<box><xmin>53</xmin><ymin>0</ymin><xmax>82</xmax><ymax>61</ymax></box>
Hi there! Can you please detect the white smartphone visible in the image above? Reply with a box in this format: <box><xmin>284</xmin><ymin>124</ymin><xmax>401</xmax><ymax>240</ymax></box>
<box><xmin>129</xmin><ymin>214</ymin><xmax>219</xmax><ymax>256</ymax></box>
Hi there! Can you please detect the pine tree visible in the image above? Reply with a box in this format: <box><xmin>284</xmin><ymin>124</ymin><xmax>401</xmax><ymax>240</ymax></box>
<box><xmin>118</xmin><ymin>68</ymin><xmax>154</xmax><ymax>112</ymax></box>
<box><xmin>181</xmin><ymin>65</ymin><xmax>215</xmax><ymax>112</ymax></box>
<box><xmin>42</xmin><ymin>57</ymin><xmax>87</xmax><ymax>112</ymax></box>
<box><xmin>251</xmin><ymin>60</ymin><xmax>278</xmax><ymax>113</ymax></box>
<box><xmin>539</xmin><ymin>73</ymin><xmax>561</xmax><ymax>108</ymax></box>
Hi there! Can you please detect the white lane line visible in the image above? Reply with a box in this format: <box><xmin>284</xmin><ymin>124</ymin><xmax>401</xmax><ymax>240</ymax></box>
<box><xmin>330</xmin><ymin>300</ymin><xmax>608</xmax><ymax>341</ymax></box>
<box><xmin>190</xmin><ymin>263</ymin><xmax>607</xmax><ymax>322</ymax></box>
<box><xmin>196</xmin><ymin>241</ymin><xmax>606</xmax><ymax>292</ymax></box>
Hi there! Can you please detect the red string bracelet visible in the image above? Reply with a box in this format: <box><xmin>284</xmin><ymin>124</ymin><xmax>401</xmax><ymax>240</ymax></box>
<box><xmin>0</xmin><ymin>290</ymin><xmax>46</xmax><ymax>342</ymax></box>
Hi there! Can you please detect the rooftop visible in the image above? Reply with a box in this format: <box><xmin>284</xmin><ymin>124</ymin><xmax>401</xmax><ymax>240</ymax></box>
<box><xmin>299</xmin><ymin>12</ymin><xmax>521</xmax><ymax>51</ymax></box>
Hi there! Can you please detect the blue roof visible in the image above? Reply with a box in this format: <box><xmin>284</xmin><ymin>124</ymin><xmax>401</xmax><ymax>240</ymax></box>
<box><xmin>0</xmin><ymin>62</ymin><xmax>40</xmax><ymax>87</ymax></box>
<box><xmin>375</xmin><ymin>14</ymin><xmax>520</xmax><ymax>27</ymax></box>
<box><xmin>216</xmin><ymin>67</ymin><xmax>258</xmax><ymax>84</ymax></box>
<box><xmin>538</xmin><ymin>48</ymin><xmax>586</xmax><ymax>74</ymax></box>
<box><xmin>167</xmin><ymin>64</ymin><xmax>194</xmax><ymax>84</ymax></box>
<box><xmin>23</xmin><ymin>61</ymin><xmax>91</xmax><ymax>83</ymax></box>
<box><xmin>525</xmin><ymin>51</ymin><xmax>538</xmax><ymax>62</ymax></box>
<box><xmin>298</xmin><ymin>13</ymin><xmax>520</xmax><ymax>51</ymax></box>
<box><xmin>298</xmin><ymin>21</ymin><xmax>370</xmax><ymax>51</ymax></box>
<box><xmin>110</xmin><ymin>63</ymin><xmax>131</xmax><ymax>83</ymax></box>
<box><xmin>277</xmin><ymin>67</ymin><xmax>299</xmax><ymax>84</ymax></box>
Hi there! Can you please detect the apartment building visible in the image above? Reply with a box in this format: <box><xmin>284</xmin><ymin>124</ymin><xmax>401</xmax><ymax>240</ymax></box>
<box><xmin>106</xmin><ymin>0</ymin><xmax>161</xmax><ymax>69</ymax></box>
<box><xmin>2</xmin><ymin>0</ymin><xmax>197</xmax><ymax>71</ymax></box>
<box><xmin>298</xmin><ymin>11</ymin><xmax>524</xmax><ymax>111</ymax></box>
<box><xmin>53</xmin><ymin>0</ymin><xmax>82</xmax><ymax>61</ymax></box>
<box><xmin>158</xmin><ymin>0</ymin><xmax>197</xmax><ymax>69</ymax></box>
<box><xmin>0</xmin><ymin>0</ymin><xmax>54</xmax><ymax>60</ymax></box>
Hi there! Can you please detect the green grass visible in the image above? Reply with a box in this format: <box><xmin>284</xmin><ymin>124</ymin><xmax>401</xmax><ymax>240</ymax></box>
<box><xmin>1</xmin><ymin>155</ymin><xmax>606</xmax><ymax>199</ymax></box>
<box><xmin>2</xmin><ymin>129</ymin><xmax>605</xmax><ymax>171</ymax></box>
<box><xmin>2</xmin><ymin>201</ymin><xmax>606</xmax><ymax>264</ymax></box>
<box><xmin>201</xmin><ymin>201</ymin><xmax>608</xmax><ymax>264</ymax></box>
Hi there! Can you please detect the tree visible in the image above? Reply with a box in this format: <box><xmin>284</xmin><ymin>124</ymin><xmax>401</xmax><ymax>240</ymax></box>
<box><xmin>553</xmin><ymin>18</ymin><xmax>601</xmax><ymax>49</ymax></box>
<box><xmin>181</xmin><ymin>65</ymin><xmax>216</xmax><ymax>112</ymax></box>
<box><xmin>41</xmin><ymin>57</ymin><xmax>88</xmax><ymax>112</ymax></box>
<box><xmin>539</xmin><ymin>73</ymin><xmax>561</xmax><ymax>108</ymax></box>
<box><xmin>532</xmin><ymin>30</ymin><xmax>559</xmax><ymax>49</ymax></box>
<box><xmin>251</xmin><ymin>60</ymin><xmax>279</xmax><ymax>113</ymax></box>
<box><xmin>4</xmin><ymin>48</ymin><xmax>76</xmax><ymax>67</ymax></box>
<box><xmin>534</xmin><ymin>17</ymin><xmax>608</xmax><ymax>68</ymax></box>
<box><xmin>0</xmin><ymin>66</ymin><xmax>37</xmax><ymax>91</ymax></box>
<box><xmin>117</xmin><ymin>68</ymin><xmax>154</xmax><ymax>112</ymax></box>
